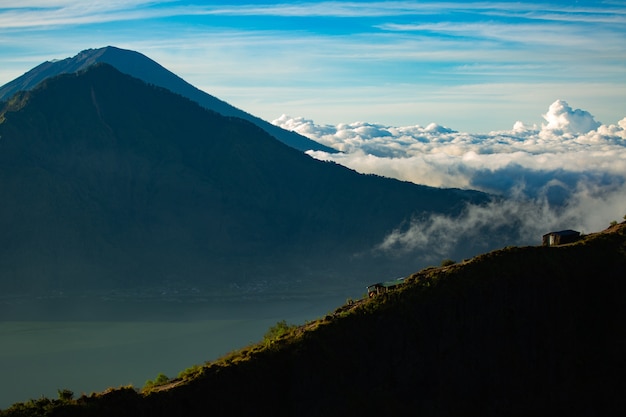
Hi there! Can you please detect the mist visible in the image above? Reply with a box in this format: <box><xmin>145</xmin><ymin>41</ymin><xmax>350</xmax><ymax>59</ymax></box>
<box><xmin>274</xmin><ymin>100</ymin><xmax>626</xmax><ymax>255</ymax></box>
<box><xmin>377</xmin><ymin>181</ymin><xmax>626</xmax><ymax>260</ymax></box>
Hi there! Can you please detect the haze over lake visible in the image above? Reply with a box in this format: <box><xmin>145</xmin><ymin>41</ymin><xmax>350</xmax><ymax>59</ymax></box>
<box><xmin>0</xmin><ymin>291</ymin><xmax>353</xmax><ymax>409</ymax></box>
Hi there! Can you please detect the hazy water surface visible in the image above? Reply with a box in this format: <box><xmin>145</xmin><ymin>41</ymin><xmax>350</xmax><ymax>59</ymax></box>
<box><xmin>0</xmin><ymin>292</ymin><xmax>352</xmax><ymax>409</ymax></box>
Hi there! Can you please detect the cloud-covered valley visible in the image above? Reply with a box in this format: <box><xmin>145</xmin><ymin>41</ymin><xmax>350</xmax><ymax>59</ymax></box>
<box><xmin>274</xmin><ymin>100</ymin><xmax>626</xmax><ymax>259</ymax></box>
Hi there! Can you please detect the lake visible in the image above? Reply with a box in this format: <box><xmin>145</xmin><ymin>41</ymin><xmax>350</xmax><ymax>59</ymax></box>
<box><xmin>0</xmin><ymin>291</ymin><xmax>354</xmax><ymax>409</ymax></box>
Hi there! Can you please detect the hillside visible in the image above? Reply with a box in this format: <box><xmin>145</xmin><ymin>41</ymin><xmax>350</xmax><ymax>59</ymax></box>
<box><xmin>0</xmin><ymin>63</ymin><xmax>487</xmax><ymax>296</ymax></box>
<box><xmin>0</xmin><ymin>46</ymin><xmax>334</xmax><ymax>153</ymax></box>
<box><xmin>3</xmin><ymin>222</ymin><xmax>625</xmax><ymax>416</ymax></box>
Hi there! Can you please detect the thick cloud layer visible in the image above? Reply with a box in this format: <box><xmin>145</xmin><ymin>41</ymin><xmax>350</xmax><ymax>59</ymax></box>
<box><xmin>274</xmin><ymin>100</ymin><xmax>626</xmax><ymax>257</ymax></box>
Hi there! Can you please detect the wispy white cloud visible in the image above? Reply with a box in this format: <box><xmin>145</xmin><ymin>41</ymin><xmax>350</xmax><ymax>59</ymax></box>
<box><xmin>0</xmin><ymin>1</ymin><xmax>178</xmax><ymax>28</ymax></box>
<box><xmin>4</xmin><ymin>1</ymin><xmax>625</xmax><ymax>28</ymax></box>
<box><xmin>378</xmin><ymin>20</ymin><xmax>623</xmax><ymax>49</ymax></box>
<box><xmin>0</xmin><ymin>1</ymin><xmax>438</xmax><ymax>29</ymax></box>
<box><xmin>482</xmin><ymin>4</ymin><xmax>626</xmax><ymax>25</ymax></box>
<box><xmin>1</xmin><ymin>1</ymin><xmax>624</xmax><ymax>133</ymax></box>
<box><xmin>377</xmin><ymin>180</ymin><xmax>626</xmax><ymax>260</ymax></box>
<box><xmin>195</xmin><ymin>1</ymin><xmax>626</xmax><ymax>21</ymax></box>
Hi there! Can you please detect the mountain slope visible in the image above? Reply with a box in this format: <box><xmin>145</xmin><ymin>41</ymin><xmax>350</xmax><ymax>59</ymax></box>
<box><xmin>3</xmin><ymin>222</ymin><xmax>624</xmax><ymax>416</ymax></box>
<box><xmin>0</xmin><ymin>46</ymin><xmax>334</xmax><ymax>153</ymax></box>
<box><xmin>0</xmin><ymin>64</ymin><xmax>487</xmax><ymax>295</ymax></box>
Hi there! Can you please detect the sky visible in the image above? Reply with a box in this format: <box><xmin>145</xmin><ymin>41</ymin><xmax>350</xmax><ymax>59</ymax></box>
<box><xmin>0</xmin><ymin>1</ymin><xmax>624</xmax><ymax>132</ymax></box>
<box><xmin>1</xmin><ymin>0</ymin><xmax>625</xmax><ymax>252</ymax></box>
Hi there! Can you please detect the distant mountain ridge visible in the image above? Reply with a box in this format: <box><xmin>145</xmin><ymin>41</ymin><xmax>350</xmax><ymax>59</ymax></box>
<box><xmin>0</xmin><ymin>46</ymin><xmax>334</xmax><ymax>153</ymax></box>
<box><xmin>0</xmin><ymin>63</ymin><xmax>488</xmax><ymax>295</ymax></box>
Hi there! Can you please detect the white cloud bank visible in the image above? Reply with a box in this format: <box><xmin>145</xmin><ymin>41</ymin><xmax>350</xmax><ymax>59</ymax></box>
<box><xmin>274</xmin><ymin>100</ymin><xmax>626</xmax><ymax>257</ymax></box>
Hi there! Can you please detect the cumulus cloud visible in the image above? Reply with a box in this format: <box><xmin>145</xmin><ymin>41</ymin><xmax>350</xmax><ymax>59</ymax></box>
<box><xmin>274</xmin><ymin>100</ymin><xmax>626</xmax><ymax>192</ymax></box>
<box><xmin>273</xmin><ymin>100</ymin><xmax>626</xmax><ymax>257</ymax></box>
<box><xmin>541</xmin><ymin>99</ymin><xmax>601</xmax><ymax>135</ymax></box>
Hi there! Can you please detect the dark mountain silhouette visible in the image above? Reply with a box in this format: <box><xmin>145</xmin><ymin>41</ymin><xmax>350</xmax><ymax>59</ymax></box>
<box><xmin>0</xmin><ymin>64</ymin><xmax>487</xmax><ymax>295</ymax></box>
<box><xmin>3</xmin><ymin>222</ymin><xmax>624</xmax><ymax>416</ymax></box>
<box><xmin>0</xmin><ymin>46</ymin><xmax>334</xmax><ymax>153</ymax></box>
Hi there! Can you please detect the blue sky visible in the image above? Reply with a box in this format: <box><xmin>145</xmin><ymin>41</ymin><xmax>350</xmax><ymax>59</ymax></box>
<box><xmin>0</xmin><ymin>1</ymin><xmax>624</xmax><ymax>132</ymax></box>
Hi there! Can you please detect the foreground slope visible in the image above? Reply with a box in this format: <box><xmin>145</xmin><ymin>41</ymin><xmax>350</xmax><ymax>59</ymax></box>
<box><xmin>4</xmin><ymin>222</ymin><xmax>624</xmax><ymax>416</ymax></box>
<box><xmin>0</xmin><ymin>46</ymin><xmax>333</xmax><ymax>153</ymax></box>
<box><xmin>0</xmin><ymin>64</ymin><xmax>485</xmax><ymax>295</ymax></box>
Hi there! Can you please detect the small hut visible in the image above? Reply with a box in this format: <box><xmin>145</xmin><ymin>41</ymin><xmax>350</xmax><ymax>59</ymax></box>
<box><xmin>366</xmin><ymin>283</ymin><xmax>386</xmax><ymax>298</ymax></box>
<box><xmin>366</xmin><ymin>277</ymin><xmax>406</xmax><ymax>297</ymax></box>
<box><xmin>542</xmin><ymin>230</ymin><xmax>580</xmax><ymax>246</ymax></box>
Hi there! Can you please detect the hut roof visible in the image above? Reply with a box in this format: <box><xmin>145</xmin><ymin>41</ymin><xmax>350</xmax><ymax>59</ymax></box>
<box><xmin>542</xmin><ymin>229</ymin><xmax>580</xmax><ymax>238</ymax></box>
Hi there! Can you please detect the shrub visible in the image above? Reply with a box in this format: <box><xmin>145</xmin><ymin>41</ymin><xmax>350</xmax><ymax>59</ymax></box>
<box><xmin>143</xmin><ymin>373</ymin><xmax>169</xmax><ymax>390</ymax></box>
<box><xmin>57</xmin><ymin>388</ymin><xmax>74</xmax><ymax>402</ymax></box>
<box><xmin>441</xmin><ymin>259</ymin><xmax>456</xmax><ymax>267</ymax></box>
<box><xmin>263</xmin><ymin>320</ymin><xmax>296</xmax><ymax>345</ymax></box>
<box><xmin>178</xmin><ymin>364</ymin><xmax>203</xmax><ymax>380</ymax></box>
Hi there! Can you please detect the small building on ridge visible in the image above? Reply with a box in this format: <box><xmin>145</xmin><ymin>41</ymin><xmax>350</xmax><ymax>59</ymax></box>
<box><xmin>542</xmin><ymin>230</ymin><xmax>581</xmax><ymax>246</ymax></box>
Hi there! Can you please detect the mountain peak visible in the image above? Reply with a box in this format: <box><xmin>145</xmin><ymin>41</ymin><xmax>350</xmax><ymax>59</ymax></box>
<box><xmin>0</xmin><ymin>47</ymin><xmax>115</xmax><ymax>100</ymax></box>
<box><xmin>0</xmin><ymin>46</ymin><xmax>335</xmax><ymax>153</ymax></box>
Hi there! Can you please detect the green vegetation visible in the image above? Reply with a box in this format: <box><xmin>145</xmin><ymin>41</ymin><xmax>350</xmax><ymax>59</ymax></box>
<box><xmin>143</xmin><ymin>373</ymin><xmax>169</xmax><ymax>391</ymax></box>
<box><xmin>1</xmin><ymin>397</ymin><xmax>57</xmax><ymax>416</ymax></box>
<box><xmin>57</xmin><ymin>389</ymin><xmax>74</xmax><ymax>402</ymax></box>
<box><xmin>440</xmin><ymin>258</ymin><xmax>456</xmax><ymax>267</ymax></box>
<box><xmin>176</xmin><ymin>364</ymin><xmax>203</xmax><ymax>381</ymax></box>
<box><xmin>263</xmin><ymin>320</ymin><xmax>297</xmax><ymax>347</ymax></box>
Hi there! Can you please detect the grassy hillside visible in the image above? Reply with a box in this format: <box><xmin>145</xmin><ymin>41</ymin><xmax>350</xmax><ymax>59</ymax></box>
<box><xmin>3</xmin><ymin>221</ymin><xmax>625</xmax><ymax>416</ymax></box>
